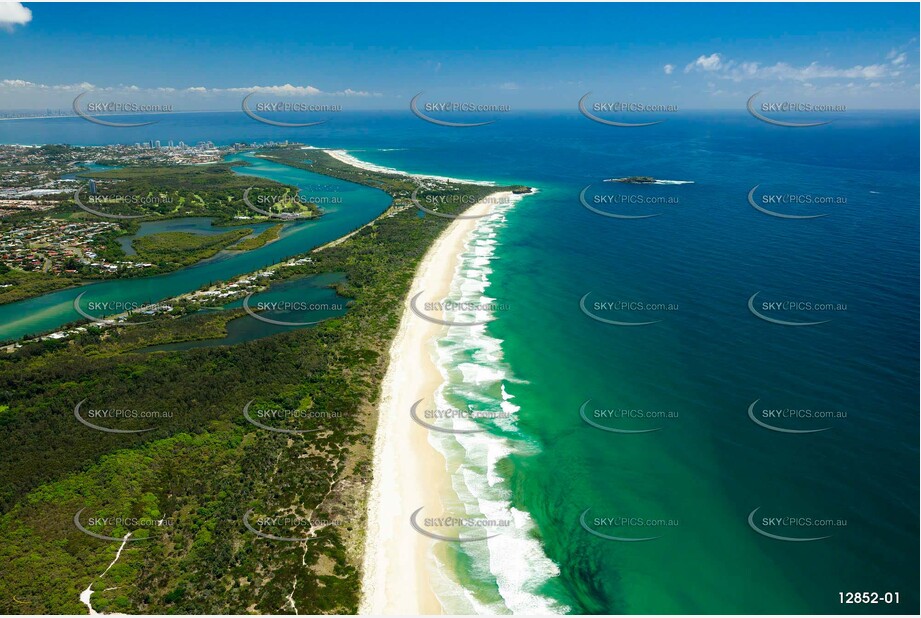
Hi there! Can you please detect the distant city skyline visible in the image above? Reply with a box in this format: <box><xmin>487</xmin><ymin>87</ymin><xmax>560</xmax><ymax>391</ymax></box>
<box><xmin>0</xmin><ymin>2</ymin><xmax>918</xmax><ymax>110</ymax></box>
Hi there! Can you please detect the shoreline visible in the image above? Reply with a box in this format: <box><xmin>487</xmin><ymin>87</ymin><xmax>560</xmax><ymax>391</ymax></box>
<box><xmin>360</xmin><ymin>190</ymin><xmax>516</xmax><ymax>615</ymax></box>
<box><xmin>321</xmin><ymin>148</ymin><xmax>496</xmax><ymax>187</ymax></box>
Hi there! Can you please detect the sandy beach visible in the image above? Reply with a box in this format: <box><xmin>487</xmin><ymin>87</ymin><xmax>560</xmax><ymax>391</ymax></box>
<box><xmin>322</xmin><ymin>148</ymin><xmax>495</xmax><ymax>187</ymax></box>
<box><xmin>359</xmin><ymin>190</ymin><xmax>514</xmax><ymax>615</ymax></box>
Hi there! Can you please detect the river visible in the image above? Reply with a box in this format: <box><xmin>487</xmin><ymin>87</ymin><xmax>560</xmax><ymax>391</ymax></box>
<box><xmin>0</xmin><ymin>152</ymin><xmax>391</xmax><ymax>342</ymax></box>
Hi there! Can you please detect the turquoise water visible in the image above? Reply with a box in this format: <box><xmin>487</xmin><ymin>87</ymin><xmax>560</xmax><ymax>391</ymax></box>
<box><xmin>0</xmin><ymin>112</ymin><xmax>916</xmax><ymax>613</ymax></box>
<box><xmin>116</xmin><ymin>216</ymin><xmax>276</xmax><ymax>256</ymax></box>
<box><xmin>343</xmin><ymin>116</ymin><xmax>919</xmax><ymax>614</ymax></box>
<box><xmin>60</xmin><ymin>161</ymin><xmax>117</xmax><ymax>181</ymax></box>
<box><xmin>0</xmin><ymin>151</ymin><xmax>391</xmax><ymax>341</ymax></box>
<box><xmin>139</xmin><ymin>272</ymin><xmax>347</xmax><ymax>352</ymax></box>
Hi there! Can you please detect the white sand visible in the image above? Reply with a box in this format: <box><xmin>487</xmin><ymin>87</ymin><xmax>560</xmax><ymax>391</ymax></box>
<box><xmin>80</xmin><ymin>533</ymin><xmax>132</xmax><ymax>615</ymax></box>
<box><xmin>321</xmin><ymin>148</ymin><xmax>495</xmax><ymax>186</ymax></box>
<box><xmin>359</xmin><ymin>192</ymin><xmax>514</xmax><ymax>615</ymax></box>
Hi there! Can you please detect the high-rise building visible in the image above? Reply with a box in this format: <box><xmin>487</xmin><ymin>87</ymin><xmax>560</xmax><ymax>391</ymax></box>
<box><xmin>88</xmin><ymin>179</ymin><xmax>97</xmax><ymax>195</ymax></box>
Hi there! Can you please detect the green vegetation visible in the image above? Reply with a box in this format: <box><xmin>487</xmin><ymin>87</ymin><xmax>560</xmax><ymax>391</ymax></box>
<box><xmin>0</xmin><ymin>267</ymin><xmax>82</xmax><ymax>305</ymax></box>
<box><xmin>132</xmin><ymin>229</ymin><xmax>252</xmax><ymax>268</ymax></box>
<box><xmin>78</xmin><ymin>162</ymin><xmax>320</xmax><ymax>223</ymax></box>
<box><xmin>245</xmin><ymin>186</ymin><xmax>319</xmax><ymax>219</ymax></box>
<box><xmin>0</xmin><ymin>154</ymin><xmax>322</xmax><ymax>305</ymax></box>
<box><xmin>228</xmin><ymin>223</ymin><xmax>283</xmax><ymax>251</ymax></box>
<box><xmin>0</xmin><ymin>145</ymin><xmax>529</xmax><ymax>614</ymax></box>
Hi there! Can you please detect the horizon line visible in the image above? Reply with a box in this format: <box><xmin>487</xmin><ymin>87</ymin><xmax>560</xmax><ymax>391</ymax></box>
<box><xmin>1</xmin><ymin>107</ymin><xmax>919</xmax><ymax>119</ymax></box>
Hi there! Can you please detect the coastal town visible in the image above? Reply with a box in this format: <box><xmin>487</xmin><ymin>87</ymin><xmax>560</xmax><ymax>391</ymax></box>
<box><xmin>0</xmin><ymin>219</ymin><xmax>141</xmax><ymax>274</ymax></box>
<box><xmin>0</xmin><ymin>140</ymin><xmax>295</xmax><ymax>216</ymax></box>
<box><xmin>0</xmin><ymin>140</ymin><xmax>302</xmax><ymax>277</ymax></box>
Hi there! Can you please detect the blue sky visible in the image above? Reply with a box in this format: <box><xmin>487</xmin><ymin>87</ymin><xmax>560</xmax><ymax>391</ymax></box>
<box><xmin>0</xmin><ymin>2</ymin><xmax>918</xmax><ymax>110</ymax></box>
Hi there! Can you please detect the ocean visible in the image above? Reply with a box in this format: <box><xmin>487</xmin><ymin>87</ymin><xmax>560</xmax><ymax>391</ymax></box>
<box><xmin>1</xmin><ymin>110</ymin><xmax>917</xmax><ymax>613</ymax></box>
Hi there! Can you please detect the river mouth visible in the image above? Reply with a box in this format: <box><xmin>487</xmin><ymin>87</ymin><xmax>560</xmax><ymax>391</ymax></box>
<box><xmin>0</xmin><ymin>151</ymin><xmax>392</xmax><ymax>343</ymax></box>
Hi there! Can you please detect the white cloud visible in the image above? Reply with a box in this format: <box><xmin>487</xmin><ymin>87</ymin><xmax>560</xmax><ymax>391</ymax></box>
<box><xmin>684</xmin><ymin>51</ymin><xmax>906</xmax><ymax>82</ymax></box>
<box><xmin>0</xmin><ymin>78</ymin><xmax>34</xmax><ymax>88</ymax></box>
<box><xmin>1</xmin><ymin>79</ymin><xmax>94</xmax><ymax>91</ymax></box>
<box><xmin>887</xmin><ymin>50</ymin><xmax>907</xmax><ymax>66</ymax></box>
<box><xmin>224</xmin><ymin>84</ymin><xmax>323</xmax><ymax>96</ymax></box>
<box><xmin>198</xmin><ymin>84</ymin><xmax>374</xmax><ymax>97</ymax></box>
<box><xmin>685</xmin><ymin>53</ymin><xmax>723</xmax><ymax>73</ymax></box>
<box><xmin>0</xmin><ymin>2</ymin><xmax>31</xmax><ymax>31</ymax></box>
<box><xmin>746</xmin><ymin>61</ymin><xmax>894</xmax><ymax>81</ymax></box>
<box><xmin>499</xmin><ymin>81</ymin><xmax>519</xmax><ymax>90</ymax></box>
<box><xmin>663</xmin><ymin>64</ymin><xmax>674</xmax><ymax>75</ymax></box>
<box><xmin>0</xmin><ymin>80</ymin><xmax>374</xmax><ymax>97</ymax></box>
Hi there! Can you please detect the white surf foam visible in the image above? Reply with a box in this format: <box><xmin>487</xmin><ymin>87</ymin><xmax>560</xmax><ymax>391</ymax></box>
<box><xmin>603</xmin><ymin>178</ymin><xmax>694</xmax><ymax>185</ymax></box>
<box><xmin>428</xmin><ymin>190</ymin><xmax>569</xmax><ymax>615</ymax></box>
<box><xmin>322</xmin><ymin>148</ymin><xmax>496</xmax><ymax>186</ymax></box>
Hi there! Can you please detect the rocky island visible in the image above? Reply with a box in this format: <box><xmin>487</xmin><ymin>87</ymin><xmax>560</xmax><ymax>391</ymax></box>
<box><xmin>607</xmin><ymin>176</ymin><xmax>657</xmax><ymax>184</ymax></box>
